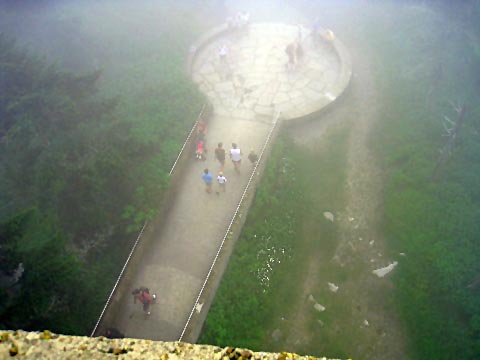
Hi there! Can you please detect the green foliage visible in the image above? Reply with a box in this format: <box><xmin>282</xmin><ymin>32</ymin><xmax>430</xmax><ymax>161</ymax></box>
<box><xmin>0</xmin><ymin>209</ymin><xmax>89</xmax><ymax>332</ymax></box>
<box><xmin>1</xmin><ymin>33</ymin><xmax>126</xmax><ymax>238</ymax></box>
<box><xmin>0</xmin><ymin>4</ymin><xmax>204</xmax><ymax>333</ymax></box>
<box><xmin>199</xmin><ymin>135</ymin><xmax>306</xmax><ymax>350</ymax></box>
<box><xmin>199</xmin><ymin>128</ymin><xmax>349</xmax><ymax>355</ymax></box>
<box><xmin>366</xmin><ymin>4</ymin><xmax>480</xmax><ymax>358</ymax></box>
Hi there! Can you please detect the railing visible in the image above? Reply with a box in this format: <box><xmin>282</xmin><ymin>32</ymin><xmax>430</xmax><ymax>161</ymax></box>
<box><xmin>178</xmin><ymin>111</ymin><xmax>281</xmax><ymax>341</ymax></box>
<box><xmin>169</xmin><ymin>104</ymin><xmax>206</xmax><ymax>176</ymax></box>
<box><xmin>90</xmin><ymin>103</ymin><xmax>208</xmax><ymax>337</ymax></box>
<box><xmin>90</xmin><ymin>222</ymin><xmax>147</xmax><ymax>337</ymax></box>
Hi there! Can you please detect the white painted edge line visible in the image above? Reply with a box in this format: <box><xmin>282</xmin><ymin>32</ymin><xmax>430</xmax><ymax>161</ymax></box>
<box><xmin>169</xmin><ymin>104</ymin><xmax>206</xmax><ymax>176</ymax></box>
<box><xmin>178</xmin><ymin>111</ymin><xmax>281</xmax><ymax>342</ymax></box>
<box><xmin>90</xmin><ymin>221</ymin><xmax>148</xmax><ymax>337</ymax></box>
<box><xmin>91</xmin><ymin>103</ymin><xmax>207</xmax><ymax>337</ymax></box>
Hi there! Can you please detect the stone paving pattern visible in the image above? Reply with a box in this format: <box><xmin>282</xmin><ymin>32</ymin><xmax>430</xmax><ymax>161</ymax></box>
<box><xmin>193</xmin><ymin>23</ymin><xmax>341</xmax><ymax>120</ymax></box>
<box><xmin>109</xmin><ymin>23</ymin><xmax>344</xmax><ymax>342</ymax></box>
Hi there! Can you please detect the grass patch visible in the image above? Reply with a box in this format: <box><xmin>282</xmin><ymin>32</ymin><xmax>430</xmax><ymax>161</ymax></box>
<box><xmin>199</xmin><ymin>123</ymin><xmax>349</xmax><ymax>355</ymax></box>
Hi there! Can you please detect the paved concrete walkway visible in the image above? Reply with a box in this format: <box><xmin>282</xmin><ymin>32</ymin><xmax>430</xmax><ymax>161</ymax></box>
<box><xmin>110</xmin><ymin>23</ymin><xmax>343</xmax><ymax>342</ymax></box>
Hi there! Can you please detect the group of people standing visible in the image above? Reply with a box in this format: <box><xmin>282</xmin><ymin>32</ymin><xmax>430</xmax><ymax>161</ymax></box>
<box><xmin>226</xmin><ymin>11</ymin><xmax>250</xmax><ymax>31</ymax></box>
<box><xmin>285</xmin><ymin>21</ymin><xmax>335</xmax><ymax>71</ymax></box>
<box><xmin>285</xmin><ymin>39</ymin><xmax>304</xmax><ymax>70</ymax></box>
<box><xmin>202</xmin><ymin>142</ymin><xmax>258</xmax><ymax>194</ymax></box>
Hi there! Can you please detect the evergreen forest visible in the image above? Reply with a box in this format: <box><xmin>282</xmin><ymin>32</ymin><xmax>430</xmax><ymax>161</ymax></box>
<box><xmin>1</xmin><ymin>1</ymin><xmax>480</xmax><ymax>359</ymax></box>
<box><xmin>0</xmin><ymin>1</ymin><xmax>210</xmax><ymax>334</ymax></box>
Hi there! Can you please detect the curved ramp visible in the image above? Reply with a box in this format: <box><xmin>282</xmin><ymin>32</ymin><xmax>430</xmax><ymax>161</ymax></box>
<box><xmin>99</xmin><ymin>22</ymin><xmax>351</xmax><ymax>342</ymax></box>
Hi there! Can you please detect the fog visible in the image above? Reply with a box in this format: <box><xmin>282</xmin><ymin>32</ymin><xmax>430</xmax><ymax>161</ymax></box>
<box><xmin>2</xmin><ymin>0</ymin><xmax>477</xmax><ymax>99</ymax></box>
<box><xmin>1</xmin><ymin>0</ymin><xmax>480</xmax><ymax>358</ymax></box>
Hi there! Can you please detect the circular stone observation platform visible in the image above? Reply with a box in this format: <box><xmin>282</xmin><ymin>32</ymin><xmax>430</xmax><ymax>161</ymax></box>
<box><xmin>95</xmin><ymin>23</ymin><xmax>352</xmax><ymax>344</ymax></box>
<box><xmin>191</xmin><ymin>22</ymin><xmax>351</xmax><ymax>122</ymax></box>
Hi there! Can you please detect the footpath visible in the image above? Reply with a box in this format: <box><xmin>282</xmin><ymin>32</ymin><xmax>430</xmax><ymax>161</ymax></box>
<box><xmin>102</xmin><ymin>22</ymin><xmax>349</xmax><ymax>342</ymax></box>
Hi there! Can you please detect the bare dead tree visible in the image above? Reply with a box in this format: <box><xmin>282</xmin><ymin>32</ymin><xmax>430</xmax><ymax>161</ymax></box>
<box><xmin>431</xmin><ymin>103</ymin><xmax>466</xmax><ymax>180</ymax></box>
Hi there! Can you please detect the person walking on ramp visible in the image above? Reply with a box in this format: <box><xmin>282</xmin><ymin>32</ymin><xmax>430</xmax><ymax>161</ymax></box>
<box><xmin>248</xmin><ymin>148</ymin><xmax>258</xmax><ymax>165</ymax></box>
<box><xmin>215</xmin><ymin>142</ymin><xmax>226</xmax><ymax>170</ymax></box>
<box><xmin>202</xmin><ymin>168</ymin><xmax>213</xmax><ymax>193</ymax></box>
<box><xmin>132</xmin><ymin>287</ymin><xmax>155</xmax><ymax>316</ymax></box>
<box><xmin>216</xmin><ymin>172</ymin><xmax>227</xmax><ymax>195</ymax></box>
<box><xmin>230</xmin><ymin>143</ymin><xmax>242</xmax><ymax>173</ymax></box>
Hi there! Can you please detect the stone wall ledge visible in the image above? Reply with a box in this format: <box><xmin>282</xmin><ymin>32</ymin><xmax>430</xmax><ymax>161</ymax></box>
<box><xmin>0</xmin><ymin>330</ymin><xmax>342</xmax><ymax>360</ymax></box>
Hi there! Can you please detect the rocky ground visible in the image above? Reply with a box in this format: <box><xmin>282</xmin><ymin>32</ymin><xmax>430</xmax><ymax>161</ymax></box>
<box><xmin>286</xmin><ymin>35</ymin><xmax>408</xmax><ymax>359</ymax></box>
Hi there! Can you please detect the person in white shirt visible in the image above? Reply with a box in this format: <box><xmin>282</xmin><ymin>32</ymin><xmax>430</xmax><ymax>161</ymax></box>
<box><xmin>218</xmin><ymin>44</ymin><xmax>228</xmax><ymax>62</ymax></box>
<box><xmin>230</xmin><ymin>143</ymin><xmax>242</xmax><ymax>173</ymax></box>
<box><xmin>216</xmin><ymin>172</ymin><xmax>227</xmax><ymax>195</ymax></box>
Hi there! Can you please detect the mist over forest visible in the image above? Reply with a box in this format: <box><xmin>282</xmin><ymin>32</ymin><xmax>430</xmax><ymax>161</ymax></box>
<box><xmin>1</xmin><ymin>0</ymin><xmax>480</xmax><ymax>359</ymax></box>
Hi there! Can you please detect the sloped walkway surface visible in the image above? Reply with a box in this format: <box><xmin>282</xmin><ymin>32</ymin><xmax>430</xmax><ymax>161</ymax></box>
<box><xmin>110</xmin><ymin>23</ymin><xmax>345</xmax><ymax>342</ymax></box>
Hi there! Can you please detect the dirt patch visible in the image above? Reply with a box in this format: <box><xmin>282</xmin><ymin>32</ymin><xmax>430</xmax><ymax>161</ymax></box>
<box><xmin>286</xmin><ymin>41</ymin><xmax>407</xmax><ymax>359</ymax></box>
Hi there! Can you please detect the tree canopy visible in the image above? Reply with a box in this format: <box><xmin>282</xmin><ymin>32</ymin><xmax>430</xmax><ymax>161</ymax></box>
<box><xmin>0</xmin><ymin>32</ymin><xmax>203</xmax><ymax>333</ymax></box>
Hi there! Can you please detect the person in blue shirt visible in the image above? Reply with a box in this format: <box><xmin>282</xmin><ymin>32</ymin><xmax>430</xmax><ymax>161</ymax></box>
<box><xmin>202</xmin><ymin>168</ymin><xmax>213</xmax><ymax>193</ymax></box>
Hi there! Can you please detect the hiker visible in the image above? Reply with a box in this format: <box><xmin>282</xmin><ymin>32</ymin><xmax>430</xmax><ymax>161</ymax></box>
<box><xmin>242</xmin><ymin>12</ymin><xmax>251</xmax><ymax>28</ymax></box>
<box><xmin>238</xmin><ymin>11</ymin><xmax>250</xmax><ymax>30</ymax></box>
<box><xmin>216</xmin><ymin>172</ymin><xmax>227</xmax><ymax>194</ymax></box>
<box><xmin>230</xmin><ymin>143</ymin><xmax>242</xmax><ymax>173</ymax></box>
<box><xmin>285</xmin><ymin>42</ymin><xmax>296</xmax><ymax>70</ymax></box>
<box><xmin>195</xmin><ymin>119</ymin><xmax>207</xmax><ymax>160</ymax></box>
<box><xmin>215</xmin><ymin>142</ymin><xmax>226</xmax><ymax>170</ymax></box>
<box><xmin>218</xmin><ymin>44</ymin><xmax>228</xmax><ymax>63</ymax></box>
<box><xmin>295</xmin><ymin>40</ymin><xmax>304</xmax><ymax>64</ymax></box>
<box><xmin>297</xmin><ymin>24</ymin><xmax>304</xmax><ymax>43</ymax></box>
<box><xmin>226</xmin><ymin>15</ymin><xmax>235</xmax><ymax>30</ymax></box>
<box><xmin>197</xmin><ymin>119</ymin><xmax>207</xmax><ymax>137</ymax></box>
<box><xmin>234</xmin><ymin>12</ymin><xmax>243</xmax><ymax>29</ymax></box>
<box><xmin>196</xmin><ymin>139</ymin><xmax>206</xmax><ymax>160</ymax></box>
<box><xmin>248</xmin><ymin>149</ymin><xmax>258</xmax><ymax>165</ymax></box>
<box><xmin>218</xmin><ymin>44</ymin><xmax>231</xmax><ymax>79</ymax></box>
<box><xmin>202</xmin><ymin>168</ymin><xmax>213</xmax><ymax>193</ymax></box>
<box><xmin>322</xmin><ymin>29</ymin><xmax>335</xmax><ymax>42</ymax></box>
<box><xmin>132</xmin><ymin>287</ymin><xmax>154</xmax><ymax>315</ymax></box>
